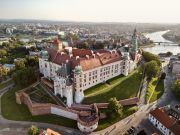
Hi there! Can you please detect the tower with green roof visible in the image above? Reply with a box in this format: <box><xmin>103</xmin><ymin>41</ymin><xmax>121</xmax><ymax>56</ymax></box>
<box><xmin>130</xmin><ymin>28</ymin><xmax>138</xmax><ymax>55</ymax></box>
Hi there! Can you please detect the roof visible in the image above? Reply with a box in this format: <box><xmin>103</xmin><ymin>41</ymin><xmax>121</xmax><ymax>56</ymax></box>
<box><xmin>45</xmin><ymin>48</ymin><xmax>122</xmax><ymax>71</ymax></box>
<box><xmin>53</xmin><ymin>39</ymin><xmax>61</xmax><ymax>46</ymax></box>
<box><xmin>150</xmin><ymin>108</ymin><xmax>176</xmax><ymax>128</ymax></box>
<box><xmin>46</xmin><ymin>128</ymin><xmax>61</xmax><ymax>135</ymax></box>
<box><xmin>169</xmin><ymin>121</ymin><xmax>180</xmax><ymax>135</ymax></box>
<box><xmin>72</xmin><ymin>48</ymin><xmax>93</xmax><ymax>57</ymax></box>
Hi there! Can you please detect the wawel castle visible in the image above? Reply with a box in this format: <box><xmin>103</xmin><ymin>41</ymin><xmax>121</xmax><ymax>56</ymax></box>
<box><xmin>39</xmin><ymin>29</ymin><xmax>142</xmax><ymax>107</ymax></box>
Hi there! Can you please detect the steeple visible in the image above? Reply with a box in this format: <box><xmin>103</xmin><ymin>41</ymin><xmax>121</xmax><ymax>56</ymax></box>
<box><xmin>131</xmin><ymin>28</ymin><xmax>138</xmax><ymax>53</ymax></box>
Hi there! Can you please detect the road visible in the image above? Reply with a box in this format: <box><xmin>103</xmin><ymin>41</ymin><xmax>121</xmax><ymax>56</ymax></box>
<box><xmin>0</xmin><ymin>84</ymin><xmax>84</xmax><ymax>135</ymax></box>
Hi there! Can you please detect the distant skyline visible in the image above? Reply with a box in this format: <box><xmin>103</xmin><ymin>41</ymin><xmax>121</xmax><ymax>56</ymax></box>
<box><xmin>0</xmin><ymin>0</ymin><xmax>180</xmax><ymax>23</ymax></box>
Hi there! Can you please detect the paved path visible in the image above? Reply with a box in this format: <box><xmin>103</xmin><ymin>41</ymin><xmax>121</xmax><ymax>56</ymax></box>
<box><xmin>0</xmin><ymin>85</ymin><xmax>84</xmax><ymax>135</ymax></box>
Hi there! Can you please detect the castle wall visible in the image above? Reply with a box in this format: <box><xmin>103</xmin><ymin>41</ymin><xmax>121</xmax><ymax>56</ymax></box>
<box><xmin>16</xmin><ymin>91</ymin><xmax>78</xmax><ymax>120</ymax></box>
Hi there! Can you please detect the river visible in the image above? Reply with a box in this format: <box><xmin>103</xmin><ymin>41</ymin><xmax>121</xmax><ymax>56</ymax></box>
<box><xmin>143</xmin><ymin>30</ymin><xmax>180</xmax><ymax>55</ymax></box>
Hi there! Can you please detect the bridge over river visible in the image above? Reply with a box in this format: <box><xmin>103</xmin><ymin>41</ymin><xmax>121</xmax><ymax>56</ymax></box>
<box><xmin>144</xmin><ymin>30</ymin><xmax>180</xmax><ymax>55</ymax></box>
<box><xmin>153</xmin><ymin>41</ymin><xmax>179</xmax><ymax>46</ymax></box>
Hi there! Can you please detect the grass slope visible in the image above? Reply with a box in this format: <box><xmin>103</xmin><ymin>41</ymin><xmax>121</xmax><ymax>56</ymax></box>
<box><xmin>1</xmin><ymin>85</ymin><xmax>76</xmax><ymax>128</ymax></box>
<box><xmin>83</xmin><ymin>71</ymin><xmax>142</xmax><ymax>104</ymax></box>
<box><xmin>97</xmin><ymin>106</ymin><xmax>137</xmax><ymax>131</ymax></box>
<box><xmin>146</xmin><ymin>78</ymin><xmax>164</xmax><ymax>103</ymax></box>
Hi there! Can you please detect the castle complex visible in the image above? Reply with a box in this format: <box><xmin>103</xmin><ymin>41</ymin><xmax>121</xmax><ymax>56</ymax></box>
<box><xmin>39</xmin><ymin>29</ymin><xmax>141</xmax><ymax>107</ymax></box>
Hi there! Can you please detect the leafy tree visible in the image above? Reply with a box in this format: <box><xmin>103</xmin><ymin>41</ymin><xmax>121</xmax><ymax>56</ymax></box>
<box><xmin>107</xmin><ymin>97</ymin><xmax>123</xmax><ymax>119</ymax></box>
<box><xmin>166</xmin><ymin>52</ymin><xmax>173</xmax><ymax>57</ymax></box>
<box><xmin>25</xmin><ymin>56</ymin><xmax>39</xmax><ymax>67</ymax></box>
<box><xmin>172</xmin><ymin>80</ymin><xmax>180</xmax><ymax>99</ymax></box>
<box><xmin>142</xmin><ymin>51</ymin><xmax>161</xmax><ymax>66</ymax></box>
<box><xmin>12</xmin><ymin>67</ymin><xmax>37</xmax><ymax>87</ymax></box>
<box><xmin>0</xmin><ymin>49</ymin><xmax>7</xmax><ymax>58</ymax></box>
<box><xmin>160</xmin><ymin>72</ymin><xmax>166</xmax><ymax>80</ymax></box>
<box><xmin>145</xmin><ymin>60</ymin><xmax>160</xmax><ymax>80</ymax></box>
<box><xmin>15</xmin><ymin>60</ymin><xmax>26</xmax><ymax>70</ymax></box>
<box><xmin>28</xmin><ymin>125</ymin><xmax>39</xmax><ymax>135</ymax></box>
<box><xmin>0</xmin><ymin>67</ymin><xmax>8</xmax><ymax>77</ymax></box>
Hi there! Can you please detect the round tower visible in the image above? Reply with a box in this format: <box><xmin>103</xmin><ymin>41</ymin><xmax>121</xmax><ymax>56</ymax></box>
<box><xmin>74</xmin><ymin>65</ymin><xmax>84</xmax><ymax>103</ymax></box>
<box><xmin>66</xmin><ymin>85</ymin><xmax>73</xmax><ymax>107</ymax></box>
<box><xmin>77</xmin><ymin>104</ymin><xmax>99</xmax><ymax>133</ymax></box>
<box><xmin>122</xmin><ymin>52</ymin><xmax>130</xmax><ymax>76</ymax></box>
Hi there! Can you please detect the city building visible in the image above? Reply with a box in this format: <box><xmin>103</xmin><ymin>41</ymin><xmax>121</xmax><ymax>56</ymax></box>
<box><xmin>3</xmin><ymin>64</ymin><xmax>15</xmax><ymax>72</ymax></box>
<box><xmin>39</xmin><ymin>29</ymin><xmax>141</xmax><ymax>107</ymax></box>
<box><xmin>149</xmin><ymin>105</ymin><xmax>180</xmax><ymax>135</ymax></box>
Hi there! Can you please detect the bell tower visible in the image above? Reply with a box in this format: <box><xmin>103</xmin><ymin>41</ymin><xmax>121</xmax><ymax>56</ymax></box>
<box><xmin>130</xmin><ymin>28</ymin><xmax>138</xmax><ymax>60</ymax></box>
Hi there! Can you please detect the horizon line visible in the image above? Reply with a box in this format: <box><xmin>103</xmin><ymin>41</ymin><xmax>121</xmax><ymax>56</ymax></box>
<box><xmin>0</xmin><ymin>18</ymin><xmax>179</xmax><ymax>25</ymax></box>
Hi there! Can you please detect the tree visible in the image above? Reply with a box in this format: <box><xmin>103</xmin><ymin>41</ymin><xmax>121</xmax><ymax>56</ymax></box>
<box><xmin>28</xmin><ymin>125</ymin><xmax>39</xmax><ymax>135</ymax></box>
<box><xmin>0</xmin><ymin>49</ymin><xmax>7</xmax><ymax>58</ymax></box>
<box><xmin>160</xmin><ymin>72</ymin><xmax>166</xmax><ymax>80</ymax></box>
<box><xmin>0</xmin><ymin>67</ymin><xmax>8</xmax><ymax>77</ymax></box>
<box><xmin>166</xmin><ymin>52</ymin><xmax>173</xmax><ymax>57</ymax></box>
<box><xmin>25</xmin><ymin>56</ymin><xmax>39</xmax><ymax>67</ymax></box>
<box><xmin>172</xmin><ymin>80</ymin><xmax>180</xmax><ymax>99</ymax></box>
<box><xmin>107</xmin><ymin>97</ymin><xmax>123</xmax><ymax>119</ymax></box>
<box><xmin>142</xmin><ymin>51</ymin><xmax>161</xmax><ymax>66</ymax></box>
<box><xmin>12</xmin><ymin>67</ymin><xmax>37</xmax><ymax>86</ymax></box>
<box><xmin>145</xmin><ymin>60</ymin><xmax>160</xmax><ymax>80</ymax></box>
<box><xmin>15</xmin><ymin>60</ymin><xmax>26</xmax><ymax>70</ymax></box>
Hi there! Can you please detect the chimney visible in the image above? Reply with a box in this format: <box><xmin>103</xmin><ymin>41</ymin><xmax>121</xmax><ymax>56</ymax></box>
<box><xmin>69</xmin><ymin>54</ymin><xmax>73</xmax><ymax>58</ymax></box>
<box><xmin>76</xmin><ymin>56</ymin><xmax>79</xmax><ymax>60</ymax></box>
<box><xmin>92</xmin><ymin>54</ymin><xmax>95</xmax><ymax>58</ymax></box>
<box><xmin>96</xmin><ymin>52</ymin><xmax>100</xmax><ymax>56</ymax></box>
<box><xmin>60</xmin><ymin>52</ymin><xmax>65</xmax><ymax>55</ymax></box>
<box><xmin>86</xmin><ymin>55</ymin><xmax>89</xmax><ymax>59</ymax></box>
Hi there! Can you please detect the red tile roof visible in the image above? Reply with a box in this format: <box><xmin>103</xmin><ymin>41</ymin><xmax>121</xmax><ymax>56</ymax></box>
<box><xmin>45</xmin><ymin>48</ymin><xmax>122</xmax><ymax>71</ymax></box>
<box><xmin>72</xmin><ymin>48</ymin><xmax>93</xmax><ymax>57</ymax></box>
<box><xmin>53</xmin><ymin>39</ymin><xmax>61</xmax><ymax>46</ymax></box>
<box><xmin>79</xmin><ymin>57</ymin><xmax>102</xmax><ymax>71</ymax></box>
<box><xmin>169</xmin><ymin>121</ymin><xmax>180</xmax><ymax>135</ymax></box>
<box><xmin>150</xmin><ymin>108</ymin><xmax>176</xmax><ymax>129</ymax></box>
<box><xmin>97</xmin><ymin>51</ymin><xmax>121</xmax><ymax>65</ymax></box>
<box><xmin>46</xmin><ymin>48</ymin><xmax>70</xmax><ymax>65</ymax></box>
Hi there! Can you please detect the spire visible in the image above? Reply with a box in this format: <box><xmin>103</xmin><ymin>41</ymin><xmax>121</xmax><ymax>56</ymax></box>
<box><xmin>131</xmin><ymin>28</ymin><xmax>138</xmax><ymax>53</ymax></box>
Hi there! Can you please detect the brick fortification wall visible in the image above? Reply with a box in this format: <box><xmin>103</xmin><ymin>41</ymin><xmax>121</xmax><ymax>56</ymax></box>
<box><xmin>16</xmin><ymin>91</ymin><xmax>78</xmax><ymax>120</ymax></box>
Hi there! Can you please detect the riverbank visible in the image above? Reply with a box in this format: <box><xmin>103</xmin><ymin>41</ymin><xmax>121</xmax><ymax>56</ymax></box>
<box><xmin>162</xmin><ymin>32</ymin><xmax>180</xmax><ymax>44</ymax></box>
<box><xmin>144</xmin><ymin>30</ymin><xmax>180</xmax><ymax>55</ymax></box>
<box><xmin>139</xmin><ymin>43</ymin><xmax>155</xmax><ymax>48</ymax></box>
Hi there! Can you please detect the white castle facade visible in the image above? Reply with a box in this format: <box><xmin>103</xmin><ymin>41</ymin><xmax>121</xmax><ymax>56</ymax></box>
<box><xmin>39</xmin><ymin>29</ymin><xmax>141</xmax><ymax>107</ymax></box>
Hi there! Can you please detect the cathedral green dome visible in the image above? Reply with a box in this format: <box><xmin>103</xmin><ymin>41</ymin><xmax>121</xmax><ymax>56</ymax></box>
<box><xmin>74</xmin><ymin>65</ymin><xmax>82</xmax><ymax>74</ymax></box>
<box><xmin>40</xmin><ymin>51</ymin><xmax>49</xmax><ymax>60</ymax></box>
<box><xmin>123</xmin><ymin>52</ymin><xmax>129</xmax><ymax>60</ymax></box>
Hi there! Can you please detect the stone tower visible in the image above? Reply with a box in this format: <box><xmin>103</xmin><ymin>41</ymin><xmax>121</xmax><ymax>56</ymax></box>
<box><xmin>130</xmin><ymin>28</ymin><xmax>138</xmax><ymax>58</ymax></box>
<box><xmin>74</xmin><ymin>65</ymin><xmax>84</xmax><ymax>103</ymax></box>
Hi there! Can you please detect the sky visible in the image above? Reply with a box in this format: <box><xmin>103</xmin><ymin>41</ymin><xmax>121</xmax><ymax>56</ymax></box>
<box><xmin>0</xmin><ymin>0</ymin><xmax>180</xmax><ymax>23</ymax></box>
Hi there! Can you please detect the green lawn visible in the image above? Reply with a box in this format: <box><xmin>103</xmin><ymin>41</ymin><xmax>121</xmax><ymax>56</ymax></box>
<box><xmin>1</xmin><ymin>85</ymin><xmax>76</xmax><ymax>128</ymax></box>
<box><xmin>0</xmin><ymin>79</ymin><xmax>13</xmax><ymax>90</ymax></box>
<box><xmin>84</xmin><ymin>75</ymin><xmax>124</xmax><ymax>96</ymax></box>
<box><xmin>83</xmin><ymin>71</ymin><xmax>142</xmax><ymax>104</ymax></box>
<box><xmin>146</xmin><ymin>78</ymin><xmax>164</xmax><ymax>103</ymax></box>
<box><xmin>149</xmin><ymin>80</ymin><xmax>164</xmax><ymax>103</ymax></box>
<box><xmin>97</xmin><ymin>106</ymin><xmax>138</xmax><ymax>131</ymax></box>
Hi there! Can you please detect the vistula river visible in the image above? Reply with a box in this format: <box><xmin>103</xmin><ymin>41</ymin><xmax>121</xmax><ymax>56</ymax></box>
<box><xmin>143</xmin><ymin>30</ymin><xmax>180</xmax><ymax>55</ymax></box>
